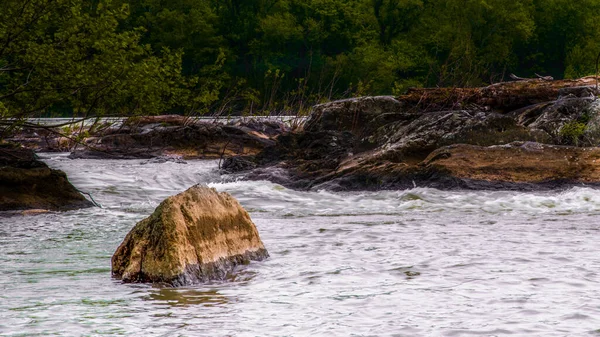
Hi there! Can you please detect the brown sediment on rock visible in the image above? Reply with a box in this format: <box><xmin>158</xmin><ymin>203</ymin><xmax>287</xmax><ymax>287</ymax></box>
<box><xmin>422</xmin><ymin>142</ymin><xmax>600</xmax><ymax>184</ymax></box>
<box><xmin>0</xmin><ymin>146</ymin><xmax>94</xmax><ymax>212</ymax></box>
<box><xmin>111</xmin><ymin>185</ymin><xmax>269</xmax><ymax>286</ymax></box>
<box><xmin>268</xmin><ymin>142</ymin><xmax>600</xmax><ymax>191</ymax></box>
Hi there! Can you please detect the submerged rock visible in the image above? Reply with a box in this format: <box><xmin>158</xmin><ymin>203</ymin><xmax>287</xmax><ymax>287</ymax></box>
<box><xmin>111</xmin><ymin>185</ymin><xmax>269</xmax><ymax>286</ymax></box>
<box><xmin>0</xmin><ymin>146</ymin><xmax>94</xmax><ymax>211</ymax></box>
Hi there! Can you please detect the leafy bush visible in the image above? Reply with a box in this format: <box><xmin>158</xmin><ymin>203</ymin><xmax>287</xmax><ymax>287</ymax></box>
<box><xmin>559</xmin><ymin>121</ymin><xmax>587</xmax><ymax>146</ymax></box>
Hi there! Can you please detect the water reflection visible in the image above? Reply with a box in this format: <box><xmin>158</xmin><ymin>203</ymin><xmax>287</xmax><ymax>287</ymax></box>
<box><xmin>144</xmin><ymin>288</ymin><xmax>230</xmax><ymax>307</ymax></box>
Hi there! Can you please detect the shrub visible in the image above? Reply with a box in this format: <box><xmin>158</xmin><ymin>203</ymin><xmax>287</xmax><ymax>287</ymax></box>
<box><xmin>559</xmin><ymin>121</ymin><xmax>586</xmax><ymax>146</ymax></box>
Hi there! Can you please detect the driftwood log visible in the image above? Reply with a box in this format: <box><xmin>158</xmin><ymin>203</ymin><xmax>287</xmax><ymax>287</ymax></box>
<box><xmin>401</xmin><ymin>76</ymin><xmax>599</xmax><ymax>112</ymax></box>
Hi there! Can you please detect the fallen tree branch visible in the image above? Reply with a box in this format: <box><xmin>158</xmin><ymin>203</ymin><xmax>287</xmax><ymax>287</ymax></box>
<box><xmin>73</xmin><ymin>187</ymin><xmax>102</xmax><ymax>208</ymax></box>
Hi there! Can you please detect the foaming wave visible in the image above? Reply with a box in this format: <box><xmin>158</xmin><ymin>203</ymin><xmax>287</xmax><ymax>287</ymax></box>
<box><xmin>419</xmin><ymin>186</ymin><xmax>600</xmax><ymax>214</ymax></box>
<box><xmin>42</xmin><ymin>154</ymin><xmax>600</xmax><ymax>216</ymax></box>
<box><xmin>210</xmin><ymin>180</ymin><xmax>600</xmax><ymax>217</ymax></box>
<box><xmin>43</xmin><ymin>156</ymin><xmax>221</xmax><ymax>210</ymax></box>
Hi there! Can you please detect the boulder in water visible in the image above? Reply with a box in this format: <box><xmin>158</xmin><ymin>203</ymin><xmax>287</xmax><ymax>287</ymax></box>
<box><xmin>0</xmin><ymin>146</ymin><xmax>94</xmax><ymax>212</ymax></box>
<box><xmin>111</xmin><ymin>185</ymin><xmax>269</xmax><ymax>286</ymax></box>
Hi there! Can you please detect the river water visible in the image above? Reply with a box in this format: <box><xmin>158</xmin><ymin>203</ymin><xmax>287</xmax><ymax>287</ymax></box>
<box><xmin>1</xmin><ymin>154</ymin><xmax>600</xmax><ymax>336</ymax></box>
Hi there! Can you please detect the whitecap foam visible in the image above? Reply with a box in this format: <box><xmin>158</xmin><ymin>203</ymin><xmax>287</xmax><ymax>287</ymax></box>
<box><xmin>211</xmin><ymin>181</ymin><xmax>600</xmax><ymax>217</ymax></box>
<box><xmin>41</xmin><ymin>155</ymin><xmax>600</xmax><ymax>217</ymax></box>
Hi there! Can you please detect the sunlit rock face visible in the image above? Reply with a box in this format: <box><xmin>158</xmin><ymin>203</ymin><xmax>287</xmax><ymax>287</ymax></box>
<box><xmin>111</xmin><ymin>185</ymin><xmax>269</xmax><ymax>286</ymax></box>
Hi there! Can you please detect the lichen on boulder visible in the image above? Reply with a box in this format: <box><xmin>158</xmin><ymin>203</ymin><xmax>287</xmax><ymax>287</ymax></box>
<box><xmin>111</xmin><ymin>185</ymin><xmax>269</xmax><ymax>286</ymax></box>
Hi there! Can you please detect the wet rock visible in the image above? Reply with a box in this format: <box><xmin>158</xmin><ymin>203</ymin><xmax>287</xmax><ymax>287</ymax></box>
<box><xmin>583</xmin><ymin>100</ymin><xmax>600</xmax><ymax>145</ymax></box>
<box><xmin>421</xmin><ymin>142</ymin><xmax>600</xmax><ymax>188</ymax></box>
<box><xmin>5</xmin><ymin>117</ymin><xmax>290</xmax><ymax>160</ymax></box>
<box><xmin>227</xmin><ymin>77</ymin><xmax>600</xmax><ymax>191</ymax></box>
<box><xmin>72</xmin><ymin>121</ymin><xmax>288</xmax><ymax>160</ymax></box>
<box><xmin>370</xmin><ymin>109</ymin><xmax>539</xmax><ymax>159</ymax></box>
<box><xmin>525</xmin><ymin>97</ymin><xmax>596</xmax><ymax>140</ymax></box>
<box><xmin>558</xmin><ymin>86</ymin><xmax>598</xmax><ymax>99</ymax></box>
<box><xmin>0</xmin><ymin>146</ymin><xmax>94</xmax><ymax>211</ymax></box>
<box><xmin>293</xmin><ymin>142</ymin><xmax>600</xmax><ymax>191</ymax></box>
<box><xmin>3</xmin><ymin>128</ymin><xmax>70</xmax><ymax>152</ymax></box>
<box><xmin>305</xmin><ymin>96</ymin><xmax>410</xmax><ymax>138</ymax></box>
<box><xmin>140</xmin><ymin>156</ymin><xmax>187</xmax><ymax>165</ymax></box>
<box><xmin>220</xmin><ymin>156</ymin><xmax>257</xmax><ymax>173</ymax></box>
<box><xmin>111</xmin><ymin>185</ymin><xmax>269</xmax><ymax>286</ymax></box>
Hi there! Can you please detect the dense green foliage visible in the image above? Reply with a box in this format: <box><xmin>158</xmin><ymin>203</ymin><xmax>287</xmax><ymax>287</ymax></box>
<box><xmin>2</xmin><ymin>0</ymin><xmax>600</xmax><ymax>119</ymax></box>
<box><xmin>0</xmin><ymin>0</ymin><xmax>195</xmax><ymax>122</ymax></box>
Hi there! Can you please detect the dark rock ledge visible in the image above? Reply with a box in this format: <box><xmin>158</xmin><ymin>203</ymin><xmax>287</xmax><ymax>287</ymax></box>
<box><xmin>0</xmin><ymin>145</ymin><xmax>93</xmax><ymax>212</ymax></box>
<box><xmin>223</xmin><ymin>77</ymin><xmax>600</xmax><ymax>191</ymax></box>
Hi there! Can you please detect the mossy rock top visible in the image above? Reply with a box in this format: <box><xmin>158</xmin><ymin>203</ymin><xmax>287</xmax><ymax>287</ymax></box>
<box><xmin>111</xmin><ymin>185</ymin><xmax>269</xmax><ymax>286</ymax></box>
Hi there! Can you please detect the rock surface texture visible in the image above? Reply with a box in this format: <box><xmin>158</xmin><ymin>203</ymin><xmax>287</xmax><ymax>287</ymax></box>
<box><xmin>0</xmin><ymin>146</ymin><xmax>93</xmax><ymax>211</ymax></box>
<box><xmin>111</xmin><ymin>185</ymin><xmax>269</xmax><ymax>286</ymax></box>
<box><xmin>68</xmin><ymin>116</ymin><xmax>289</xmax><ymax>160</ymax></box>
<box><xmin>224</xmin><ymin>77</ymin><xmax>600</xmax><ymax>190</ymax></box>
<box><xmin>5</xmin><ymin>115</ymin><xmax>292</xmax><ymax>159</ymax></box>
<box><xmin>70</xmin><ymin>119</ymin><xmax>288</xmax><ymax>160</ymax></box>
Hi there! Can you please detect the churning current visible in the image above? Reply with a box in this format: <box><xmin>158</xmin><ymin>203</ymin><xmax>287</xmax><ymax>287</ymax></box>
<box><xmin>1</xmin><ymin>153</ymin><xmax>600</xmax><ymax>336</ymax></box>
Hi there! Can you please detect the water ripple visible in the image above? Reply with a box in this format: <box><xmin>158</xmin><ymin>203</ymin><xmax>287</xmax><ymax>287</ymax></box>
<box><xmin>0</xmin><ymin>154</ymin><xmax>598</xmax><ymax>336</ymax></box>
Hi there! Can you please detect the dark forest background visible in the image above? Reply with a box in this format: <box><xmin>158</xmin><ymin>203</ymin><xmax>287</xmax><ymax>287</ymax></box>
<box><xmin>2</xmin><ymin>0</ymin><xmax>600</xmax><ymax>119</ymax></box>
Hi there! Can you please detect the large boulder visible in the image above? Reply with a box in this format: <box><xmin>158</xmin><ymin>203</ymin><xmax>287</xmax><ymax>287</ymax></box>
<box><xmin>0</xmin><ymin>146</ymin><xmax>93</xmax><ymax>211</ymax></box>
<box><xmin>111</xmin><ymin>185</ymin><xmax>269</xmax><ymax>286</ymax></box>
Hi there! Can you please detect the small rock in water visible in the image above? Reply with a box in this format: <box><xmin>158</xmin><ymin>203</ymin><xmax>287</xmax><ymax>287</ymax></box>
<box><xmin>220</xmin><ymin>156</ymin><xmax>257</xmax><ymax>173</ymax></box>
<box><xmin>111</xmin><ymin>185</ymin><xmax>269</xmax><ymax>286</ymax></box>
<box><xmin>140</xmin><ymin>156</ymin><xmax>187</xmax><ymax>165</ymax></box>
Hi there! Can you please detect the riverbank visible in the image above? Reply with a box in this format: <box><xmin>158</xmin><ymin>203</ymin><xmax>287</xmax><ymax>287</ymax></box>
<box><xmin>6</xmin><ymin>77</ymin><xmax>600</xmax><ymax>196</ymax></box>
<box><xmin>6</xmin><ymin>115</ymin><xmax>298</xmax><ymax>159</ymax></box>
<box><xmin>225</xmin><ymin>77</ymin><xmax>600</xmax><ymax>191</ymax></box>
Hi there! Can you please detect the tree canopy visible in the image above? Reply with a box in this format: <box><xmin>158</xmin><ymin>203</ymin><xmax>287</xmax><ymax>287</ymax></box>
<box><xmin>1</xmin><ymin>0</ymin><xmax>600</xmax><ymax>119</ymax></box>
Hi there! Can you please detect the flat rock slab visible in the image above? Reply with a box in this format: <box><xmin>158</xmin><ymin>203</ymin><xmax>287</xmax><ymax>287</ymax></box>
<box><xmin>424</xmin><ymin>142</ymin><xmax>600</xmax><ymax>184</ymax></box>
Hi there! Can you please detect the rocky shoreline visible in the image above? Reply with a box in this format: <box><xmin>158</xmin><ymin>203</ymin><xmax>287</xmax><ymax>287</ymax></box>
<box><xmin>224</xmin><ymin>77</ymin><xmax>600</xmax><ymax>191</ymax></box>
<box><xmin>8</xmin><ymin>115</ymin><xmax>294</xmax><ymax>160</ymax></box>
<box><xmin>7</xmin><ymin>76</ymin><xmax>600</xmax><ymax>208</ymax></box>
